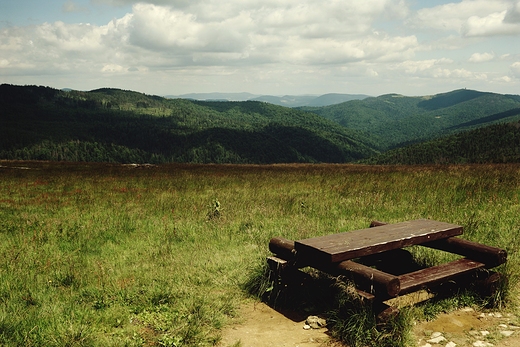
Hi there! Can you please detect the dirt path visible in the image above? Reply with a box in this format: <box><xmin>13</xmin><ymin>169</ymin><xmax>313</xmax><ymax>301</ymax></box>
<box><xmin>219</xmin><ymin>300</ymin><xmax>338</xmax><ymax>347</ymax></box>
<box><xmin>219</xmin><ymin>301</ymin><xmax>520</xmax><ymax>347</ymax></box>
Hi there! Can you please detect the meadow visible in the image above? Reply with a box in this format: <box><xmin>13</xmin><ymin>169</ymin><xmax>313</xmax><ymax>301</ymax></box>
<box><xmin>1</xmin><ymin>161</ymin><xmax>519</xmax><ymax>347</ymax></box>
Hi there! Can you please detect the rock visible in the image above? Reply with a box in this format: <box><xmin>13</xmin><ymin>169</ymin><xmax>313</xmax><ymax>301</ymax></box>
<box><xmin>480</xmin><ymin>330</ymin><xmax>490</xmax><ymax>336</ymax></box>
<box><xmin>488</xmin><ymin>312</ymin><xmax>503</xmax><ymax>318</ymax></box>
<box><xmin>419</xmin><ymin>344</ymin><xmax>432</xmax><ymax>347</ymax></box>
<box><xmin>305</xmin><ymin>316</ymin><xmax>326</xmax><ymax>329</ymax></box>
<box><xmin>473</xmin><ymin>341</ymin><xmax>494</xmax><ymax>347</ymax></box>
<box><xmin>500</xmin><ymin>330</ymin><xmax>514</xmax><ymax>337</ymax></box>
<box><xmin>430</xmin><ymin>332</ymin><xmax>443</xmax><ymax>338</ymax></box>
<box><xmin>427</xmin><ymin>335</ymin><xmax>446</xmax><ymax>344</ymax></box>
<box><xmin>446</xmin><ymin>342</ymin><xmax>457</xmax><ymax>347</ymax></box>
<box><xmin>303</xmin><ymin>324</ymin><xmax>311</xmax><ymax>330</ymax></box>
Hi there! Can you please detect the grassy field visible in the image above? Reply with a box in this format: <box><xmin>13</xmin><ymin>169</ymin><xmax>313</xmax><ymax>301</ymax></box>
<box><xmin>1</xmin><ymin>161</ymin><xmax>519</xmax><ymax>346</ymax></box>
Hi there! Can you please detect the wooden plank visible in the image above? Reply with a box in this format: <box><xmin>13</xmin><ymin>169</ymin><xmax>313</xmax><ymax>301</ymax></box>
<box><xmin>294</xmin><ymin>219</ymin><xmax>463</xmax><ymax>265</ymax></box>
<box><xmin>398</xmin><ymin>258</ymin><xmax>485</xmax><ymax>295</ymax></box>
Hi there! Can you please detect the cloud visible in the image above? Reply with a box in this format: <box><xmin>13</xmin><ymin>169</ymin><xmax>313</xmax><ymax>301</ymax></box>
<box><xmin>410</xmin><ymin>0</ymin><xmax>509</xmax><ymax>31</ymax></box>
<box><xmin>0</xmin><ymin>0</ymin><xmax>418</xmax><ymax>82</ymax></box>
<box><xmin>63</xmin><ymin>1</ymin><xmax>89</xmax><ymax>13</ymax></box>
<box><xmin>90</xmin><ymin>0</ymin><xmax>185</xmax><ymax>6</ymax></box>
<box><xmin>391</xmin><ymin>58</ymin><xmax>488</xmax><ymax>82</ymax></box>
<box><xmin>125</xmin><ymin>3</ymin><xmax>253</xmax><ymax>54</ymax></box>
<box><xmin>453</xmin><ymin>0</ymin><xmax>520</xmax><ymax>37</ymax></box>
<box><xmin>394</xmin><ymin>58</ymin><xmax>454</xmax><ymax>75</ymax></box>
<box><xmin>469</xmin><ymin>52</ymin><xmax>495</xmax><ymax>63</ymax></box>
<box><xmin>410</xmin><ymin>0</ymin><xmax>520</xmax><ymax>37</ymax></box>
<box><xmin>101</xmin><ymin>63</ymin><xmax>126</xmax><ymax>72</ymax></box>
<box><xmin>511</xmin><ymin>62</ymin><xmax>520</xmax><ymax>78</ymax></box>
<box><xmin>2</xmin><ymin>0</ymin><xmax>519</xmax><ymax>95</ymax></box>
<box><xmin>504</xmin><ymin>1</ymin><xmax>520</xmax><ymax>23</ymax></box>
<box><xmin>461</xmin><ymin>10</ymin><xmax>520</xmax><ymax>36</ymax></box>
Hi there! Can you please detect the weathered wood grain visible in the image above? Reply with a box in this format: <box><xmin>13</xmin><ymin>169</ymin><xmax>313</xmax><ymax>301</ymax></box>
<box><xmin>295</xmin><ymin>219</ymin><xmax>463</xmax><ymax>265</ymax></box>
<box><xmin>398</xmin><ymin>258</ymin><xmax>485</xmax><ymax>295</ymax></box>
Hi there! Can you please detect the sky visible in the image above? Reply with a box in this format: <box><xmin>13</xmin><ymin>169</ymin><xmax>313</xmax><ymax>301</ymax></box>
<box><xmin>1</xmin><ymin>0</ymin><xmax>520</xmax><ymax>97</ymax></box>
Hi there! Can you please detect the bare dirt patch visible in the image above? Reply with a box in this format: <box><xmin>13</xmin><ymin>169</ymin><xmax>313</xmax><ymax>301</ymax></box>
<box><xmin>414</xmin><ymin>308</ymin><xmax>520</xmax><ymax>347</ymax></box>
<box><xmin>219</xmin><ymin>300</ymin><xmax>341</xmax><ymax>347</ymax></box>
<box><xmin>220</xmin><ymin>301</ymin><xmax>520</xmax><ymax>347</ymax></box>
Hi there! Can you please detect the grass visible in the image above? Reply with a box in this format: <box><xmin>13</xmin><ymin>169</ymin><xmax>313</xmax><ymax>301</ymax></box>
<box><xmin>1</xmin><ymin>161</ymin><xmax>519</xmax><ymax>346</ymax></box>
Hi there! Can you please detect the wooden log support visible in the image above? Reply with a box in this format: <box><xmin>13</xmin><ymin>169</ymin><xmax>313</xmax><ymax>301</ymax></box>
<box><xmin>376</xmin><ymin>303</ymin><xmax>400</xmax><ymax>324</ymax></box>
<box><xmin>475</xmin><ymin>271</ymin><xmax>502</xmax><ymax>298</ymax></box>
<box><xmin>334</xmin><ymin>260</ymin><xmax>400</xmax><ymax>298</ymax></box>
<box><xmin>423</xmin><ymin>238</ymin><xmax>507</xmax><ymax>268</ymax></box>
<box><xmin>370</xmin><ymin>220</ymin><xmax>507</xmax><ymax>268</ymax></box>
<box><xmin>269</xmin><ymin>237</ymin><xmax>296</xmax><ymax>261</ymax></box>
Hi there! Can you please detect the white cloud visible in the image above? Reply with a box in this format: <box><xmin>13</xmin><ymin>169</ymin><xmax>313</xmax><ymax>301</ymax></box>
<box><xmin>497</xmin><ymin>75</ymin><xmax>512</xmax><ymax>82</ymax></box>
<box><xmin>461</xmin><ymin>9</ymin><xmax>520</xmax><ymax>36</ymax></box>
<box><xmin>0</xmin><ymin>1</ymin><xmax>417</xmax><ymax>81</ymax></box>
<box><xmin>469</xmin><ymin>52</ymin><xmax>495</xmax><ymax>63</ymax></box>
<box><xmin>410</xmin><ymin>0</ymin><xmax>509</xmax><ymax>32</ymax></box>
<box><xmin>35</xmin><ymin>22</ymin><xmax>105</xmax><ymax>52</ymax></box>
<box><xmin>101</xmin><ymin>63</ymin><xmax>126</xmax><ymax>72</ymax></box>
<box><xmin>511</xmin><ymin>62</ymin><xmax>520</xmax><ymax>78</ymax></box>
<box><xmin>390</xmin><ymin>58</ymin><xmax>488</xmax><ymax>82</ymax></box>
<box><xmin>409</xmin><ymin>0</ymin><xmax>520</xmax><ymax>37</ymax></box>
<box><xmin>394</xmin><ymin>58</ymin><xmax>454</xmax><ymax>75</ymax></box>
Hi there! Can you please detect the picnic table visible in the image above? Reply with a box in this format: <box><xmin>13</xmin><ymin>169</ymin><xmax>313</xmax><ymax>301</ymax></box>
<box><xmin>267</xmin><ymin>219</ymin><xmax>507</xmax><ymax>320</ymax></box>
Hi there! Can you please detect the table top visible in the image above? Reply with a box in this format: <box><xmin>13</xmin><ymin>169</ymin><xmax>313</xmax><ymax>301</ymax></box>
<box><xmin>294</xmin><ymin>219</ymin><xmax>463</xmax><ymax>265</ymax></box>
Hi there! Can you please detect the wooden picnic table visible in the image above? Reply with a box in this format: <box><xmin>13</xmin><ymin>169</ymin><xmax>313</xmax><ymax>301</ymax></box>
<box><xmin>267</xmin><ymin>219</ymin><xmax>507</xmax><ymax>319</ymax></box>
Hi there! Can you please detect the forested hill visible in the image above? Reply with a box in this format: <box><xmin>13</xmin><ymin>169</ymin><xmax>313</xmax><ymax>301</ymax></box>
<box><xmin>364</xmin><ymin>121</ymin><xmax>520</xmax><ymax>165</ymax></box>
<box><xmin>302</xmin><ymin>89</ymin><xmax>520</xmax><ymax>151</ymax></box>
<box><xmin>0</xmin><ymin>84</ymin><xmax>378</xmax><ymax>164</ymax></box>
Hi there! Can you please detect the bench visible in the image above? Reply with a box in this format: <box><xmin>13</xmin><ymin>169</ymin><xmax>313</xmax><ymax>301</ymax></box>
<box><xmin>267</xmin><ymin>219</ymin><xmax>507</xmax><ymax>320</ymax></box>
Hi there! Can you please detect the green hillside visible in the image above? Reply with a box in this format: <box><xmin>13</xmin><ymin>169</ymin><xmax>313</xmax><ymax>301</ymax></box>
<box><xmin>302</xmin><ymin>89</ymin><xmax>520</xmax><ymax>151</ymax></box>
<box><xmin>364</xmin><ymin>120</ymin><xmax>520</xmax><ymax>164</ymax></box>
<box><xmin>0</xmin><ymin>84</ymin><xmax>378</xmax><ymax>164</ymax></box>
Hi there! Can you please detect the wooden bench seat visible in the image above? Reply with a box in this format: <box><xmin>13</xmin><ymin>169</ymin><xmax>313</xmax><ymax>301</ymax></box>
<box><xmin>398</xmin><ymin>258</ymin><xmax>485</xmax><ymax>295</ymax></box>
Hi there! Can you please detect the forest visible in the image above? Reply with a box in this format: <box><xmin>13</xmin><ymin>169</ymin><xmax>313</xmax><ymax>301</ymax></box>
<box><xmin>2</xmin><ymin>84</ymin><xmax>520</xmax><ymax>165</ymax></box>
<box><xmin>0</xmin><ymin>84</ymin><xmax>377</xmax><ymax>164</ymax></box>
<box><xmin>364</xmin><ymin>121</ymin><xmax>520</xmax><ymax>165</ymax></box>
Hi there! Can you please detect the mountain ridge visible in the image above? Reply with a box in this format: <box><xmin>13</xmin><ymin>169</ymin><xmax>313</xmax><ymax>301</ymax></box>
<box><xmin>0</xmin><ymin>84</ymin><xmax>377</xmax><ymax>164</ymax></box>
<box><xmin>302</xmin><ymin>88</ymin><xmax>520</xmax><ymax>151</ymax></box>
<box><xmin>3</xmin><ymin>84</ymin><xmax>520</xmax><ymax>164</ymax></box>
<box><xmin>165</xmin><ymin>92</ymin><xmax>370</xmax><ymax>107</ymax></box>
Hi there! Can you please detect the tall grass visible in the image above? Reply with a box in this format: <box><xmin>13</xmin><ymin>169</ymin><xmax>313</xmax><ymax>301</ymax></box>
<box><xmin>1</xmin><ymin>162</ymin><xmax>519</xmax><ymax>346</ymax></box>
